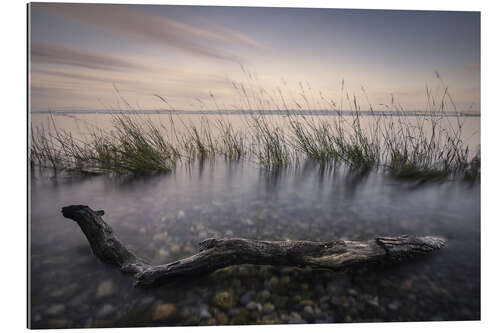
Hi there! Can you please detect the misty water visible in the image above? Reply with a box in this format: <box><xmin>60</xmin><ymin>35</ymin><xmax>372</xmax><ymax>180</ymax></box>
<box><xmin>29</xmin><ymin>114</ymin><xmax>480</xmax><ymax>328</ymax></box>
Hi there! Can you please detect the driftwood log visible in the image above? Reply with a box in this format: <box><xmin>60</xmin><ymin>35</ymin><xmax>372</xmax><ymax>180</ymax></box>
<box><xmin>61</xmin><ymin>205</ymin><xmax>446</xmax><ymax>286</ymax></box>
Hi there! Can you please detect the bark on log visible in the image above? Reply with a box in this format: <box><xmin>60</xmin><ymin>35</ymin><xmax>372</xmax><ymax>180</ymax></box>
<box><xmin>61</xmin><ymin>205</ymin><xmax>446</xmax><ymax>286</ymax></box>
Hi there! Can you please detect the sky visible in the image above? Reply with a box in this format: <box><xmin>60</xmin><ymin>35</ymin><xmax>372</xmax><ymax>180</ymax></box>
<box><xmin>29</xmin><ymin>3</ymin><xmax>480</xmax><ymax>112</ymax></box>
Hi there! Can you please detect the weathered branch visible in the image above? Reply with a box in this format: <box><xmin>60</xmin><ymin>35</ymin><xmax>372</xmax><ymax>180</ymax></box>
<box><xmin>61</xmin><ymin>205</ymin><xmax>446</xmax><ymax>286</ymax></box>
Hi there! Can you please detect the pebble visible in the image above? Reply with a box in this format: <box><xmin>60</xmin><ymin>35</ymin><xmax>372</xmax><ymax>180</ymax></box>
<box><xmin>96</xmin><ymin>280</ymin><xmax>114</xmax><ymax>298</ymax></box>
<box><xmin>304</xmin><ymin>305</ymin><xmax>314</xmax><ymax>315</ymax></box>
<box><xmin>261</xmin><ymin>314</ymin><xmax>279</xmax><ymax>325</ymax></box>
<box><xmin>256</xmin><ymin>290</ymin><xmax>271</xmax><ymax>302</ymax></box>
<box><xmin>279</xmin><ymin>276</ymin><xmax>290</xmax><ymax>285</ymax></box>
<box><xmin>268</xmin><ymin>276</ymin><xmax>279</xmax><ymax>288</ymax></box>
<box><xmin>202</xmin><ymin>318</ymin><xmax>217</xmax><ymax>326</ymax></box>
<box><xmin>177</xmin><ymin>210</ymin><xmax>185</xmax><ymax>219</ymax></box>
<box><xmin>153</xmin><ymin>232</ymin><xmax>168</xmax><ymax>242</ymax></box>
<box><xmin>388</xmin><ymin>301</ymin><xmax>400</xmax><ymax>310</ymax></box>
<box><xmin>367</xmin><ymin>296</ymin><xmax>379</xmax><ymax>307</ymax></box>
<box><xmin>47</xmin><ymin>319</ymin><xmax>72</xmax><ymax>328</ymax></box>
<box><xmin>45</xmin><ymin>304</ymin><xmax>66</xmax><ymax>316</ymax></box>
<box><xmin>243</xmin><ymin>218</ymin><xmax>254</xmax><ymax>226</ymax></box>
<box><xmin>288</xmin><ymin>312</ymin><xmax>307</xmax><ymax>324</ymax></box>
<box><xmin>246</xmin><ymin>301</ymin><xmax>263</xmax><ymax>312</ymax></box>
<box><xmin>216</xmin><ymin>313</ymin><xmax>229</xmax><ymax>325</ymax></box>
<box><xmin>157</xmin><ymin>248</ymin><xmax>169</xmax><ymax>257</ymax></box>
<box><xmin>239</xmin><ymin>291</ymin><xmax>254</xmax><ymax>306</ymax></box>
<box><xmin>140</xmin><ymin>296</ymin><xmax>155</xmax><ymax>305</ymax></box>
<box><xmin>152</xmin><ymin>303</ymin><xmax>178</xmax><ymax>322</ymax></box>
<box><xmin>213</xmin><ymin>291</ymin><xmax>235</xmax><ymax>310</ymax></box>
<box><xmin>300</xmin><ymin>299</ymin><xmax>314</xmax><ymax>306</ymax></box>
<box><xmin>400</xmin><ymin>280</ymin><xmax>413</xmax><ymax>291</ymax></box>
<box><xmin>170</xmin><ymin>244</ymin><xmax>181</xmax><ymax>254</ymax></box>
<box><xmin>315</xmin><ymin>315</ymin><xmax>334</xmax><ymax>324</ymax></box>
<box><xmin>229</xmin><ymin>308</ymin><xmax>240</xmax><ymax>316</ymax></box>
<box><xmin>50</xmin><ymin>284</ymin><xmax>78</xmax><ymax>298</ymax></box>
<box><xmin>262</xmin><ymin>303</ymin><xmax>275</xmax><ymax>314</ymax></box>
<box><xmin>330</xmin><ymin>297</ymin><xmax>342</xmax><ymax>306</ymax></box>
<box><xmin>199</xmin><ymin>307</ymin><xmax>212</xmax><ymax>319</ymax></box>
<box><xmin>97</xmin><ymin>304</ymin><xmax>115</xmax><ymax>319</ymax></box>
<box><xmin>68</xmin><ymin>291</ymin><xmax>89</xmax><ymax>308</ymax></box>
<box><xmin>319</xmin><ymin>296</ymin><xmax>330</xmax><ymax>303</ymax></box>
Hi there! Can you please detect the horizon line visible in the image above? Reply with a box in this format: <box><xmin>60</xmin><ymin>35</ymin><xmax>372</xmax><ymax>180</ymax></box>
<box><xmin>30</xmin><ymin>109</ymin><xmax>481</xmax><ymax>117</ymax></box>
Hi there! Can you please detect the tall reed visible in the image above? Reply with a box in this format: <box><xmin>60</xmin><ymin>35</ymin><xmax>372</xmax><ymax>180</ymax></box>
<box><xmin>30</xmin><ymin>76</ymin><xmax>480</xmax><ymax>180</ymax></box>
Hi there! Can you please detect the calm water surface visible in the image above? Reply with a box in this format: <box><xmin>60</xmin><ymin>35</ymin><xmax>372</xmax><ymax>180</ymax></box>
<box><xmin>29</xmin><ymin>156</ymin><xmax>480</xmax><ymax>328</ymax></box>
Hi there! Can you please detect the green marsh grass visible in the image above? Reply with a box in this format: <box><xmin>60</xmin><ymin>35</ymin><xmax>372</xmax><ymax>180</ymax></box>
<box><xmin>30</xmin><ymin>114</ymin><xmax>179</xmax><ymax>175</ymax></box>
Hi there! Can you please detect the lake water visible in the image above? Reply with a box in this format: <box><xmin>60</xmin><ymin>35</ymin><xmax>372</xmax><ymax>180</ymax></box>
<box><xmin>29</xmin><ymin>113</ymin><xmax>480</xmax><ymax>328</ymax></box>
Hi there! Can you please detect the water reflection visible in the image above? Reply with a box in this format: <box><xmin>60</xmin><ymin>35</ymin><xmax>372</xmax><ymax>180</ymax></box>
<box><xmin>29</xmin><ymin>158</ymin><xmax>480</xmax><ymax>328</ymax></box>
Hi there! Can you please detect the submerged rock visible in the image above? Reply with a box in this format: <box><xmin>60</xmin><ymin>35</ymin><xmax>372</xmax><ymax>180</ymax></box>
<box><xmin>199</xmin><ymin>307</ymin><xmax>212</xmax><ymax>319</ymax></box>
<box><xmin>153</xmin><ymin>232</ymin><xmax>168</xmax><ymax>242</ymax></box>
<box><xmin>239</xmin><ymin>291</ymin><xmax>254</xmax><ymax>306</ymax></box>
<box><xmin>262</xmin><ymin>303</ymin><xmax>275</xmax><ymax>314</ymax></box>
<box><xmin>246</xmin><ymin>301</ymin><xmax>262</xmax><ymax>312</ymax></box>
<box><xmin>96</xmin><ymin>280</ymin><xmax>114</xmax><ymax>298</ymax></box>
<box><xmin>152</xmin><ymin>303</ymin><xmax>178</xmax><ymax>322</ymax></box>
<box><xmin>261</xmin><ymin>314</ymin><xmax>280</xmax><ymax>324</ymax></box>
<box><xmin>45</xmin><ymin>304</ymin><xmax>66</xmax><ymax>316</ymax></box>
<box><xmin>268</xmin><ymin>276</ymin><xmax>279</xmax><ymax>288</ymax></box>
<box><xmin>256</xmin><ymin>290</ymin><xmax>271</xmax><ymax>302</ymax></box>
<box><xmin>47</xmin><ymin>319</ymin><xmax>72</xmax><ymax>329</ymax></box>
<box><xmin>230</xmin><ymin>309</ymin><xmax>251</xmax><ymax>325</ymax></box>
<box><xmin>288</xmin><ymin>312</ymin><xmax>307</xmax><ymax>324</ymax></box>
<box><xmin>388</xmin><ymin>301</ymin><xmax>401</xmax><ymax>311</ymax></box>
<box><xmin>157</xmin><ymin>248</ymin><xmax>169</xmax><ymax>257</ymax></box>
<box><xmin>304</xmin><ymin>305</ymin><xmax>314</xmax><ymax>315</ymax></box>
<box><xmin>212</xmin><ymin>291</ymin><xmax>235</xmax><ymax>310</ymax></box>
<box><xmin>400</xmin><ymin>279</ymin><xmax>413</xmax><ymax>291</ymax></box>
<box><xmin>170</xmin><ymin>244</ymin><xmax>181</xmax><ymax>254</ymax></box>
<box><xmin>216</xmin><ymin>313</ymin><xmax>229</xmax><ymax>325</ymax></box>
<box><xmin>97</xmin><ymin>304</ymin><xmax>115</xmax><ymax>319</ymax></box>
<box><xmin>199</xmin><ymin>304</ymin><xmax>212</xmax><ymax>319</ymax></box>
<box><xmin>50</xmin><ymin>284</ymin><xmax>78</xmax><ymax>298</ymax></box>
<box><xmin>367</xmin><ymin>296</ymin><xmax>379</xmax><ymax>308</ymax></box>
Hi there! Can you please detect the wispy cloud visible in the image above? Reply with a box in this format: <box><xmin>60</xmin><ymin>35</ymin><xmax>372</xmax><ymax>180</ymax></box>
<box><xmin>31</xmin><ymin>42</ymin><xmax>146</xmax><ymax>71</ymax></box>
<box><xmin>31</xmin><ymin>68</ymin><xmax>141</xmax><ymax>86</ymax></box>
<box><xmin>33</xmin><ymin>3</ymin><xmax>264</xmax><ymax>63</ymax></box>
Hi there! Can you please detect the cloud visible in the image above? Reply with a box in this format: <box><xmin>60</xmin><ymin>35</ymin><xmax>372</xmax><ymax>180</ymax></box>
<box><xmin>32</xmin><ymin>68</ymin><xmax>146</xmax><ymax>85</ymax></box>
<box><xmin>31</xmin><ymin>42</ymin><xmax>146</xmax><ymax>71</ymax></box>
<box><xmin>33</xmin><ymin>3</ymin><xmax>264</xmax><ymax>63</ymax></box>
